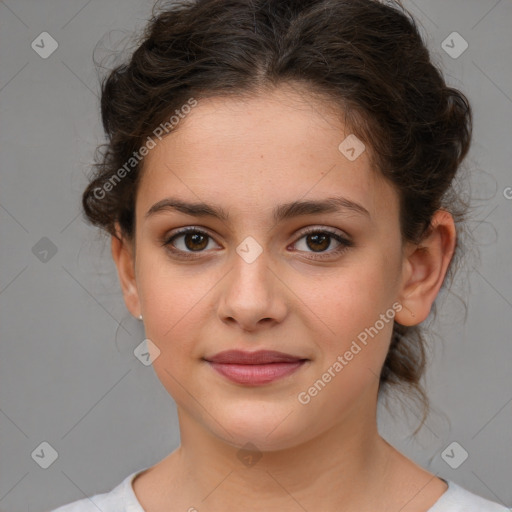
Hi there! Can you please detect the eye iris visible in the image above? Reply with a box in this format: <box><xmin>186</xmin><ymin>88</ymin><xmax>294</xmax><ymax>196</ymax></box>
<box><xmin>185</xmin><ymin>232</ymin><xmax>208</xmax><ymax>251</ymax></box>
<box><xmin>307</xmin><ymin>233</ymin><xmax>330</xmax><ymax>252</ymax></box>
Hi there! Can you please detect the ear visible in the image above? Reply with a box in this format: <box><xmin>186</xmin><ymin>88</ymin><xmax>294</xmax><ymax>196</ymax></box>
<box><xmin>394</xmin><ymin>209</ymin><xmax>456</xmax><ymax>326</ymax></box>
<box><xmin>111</xmin><ymin>222</ymin><xmax>141</xmax><ymax>318</ymax></box>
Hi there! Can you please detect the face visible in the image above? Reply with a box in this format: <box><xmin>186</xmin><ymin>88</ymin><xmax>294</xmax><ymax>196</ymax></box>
<box><xmin>121</xmin><ymin>84</ymin><xmax>410</xmax><ymax>451</ymax></box>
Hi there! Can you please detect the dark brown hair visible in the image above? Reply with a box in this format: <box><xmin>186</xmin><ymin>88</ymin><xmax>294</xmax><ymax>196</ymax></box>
<box><xmin>83</xmin><ymin>0</ymin><xmax>472</xmax><ymax>432</ymax></box>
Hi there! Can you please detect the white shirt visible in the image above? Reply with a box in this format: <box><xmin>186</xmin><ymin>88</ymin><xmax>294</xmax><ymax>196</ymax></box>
<box><xmin>50</xmin><ymin>468</ymin><xmax>510</xmax><ymax>512</ymax></box>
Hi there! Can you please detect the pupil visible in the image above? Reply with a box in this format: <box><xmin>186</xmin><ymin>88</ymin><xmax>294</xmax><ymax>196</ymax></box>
<box><xmin>186</xmin><ymin>233</ymin><xmax>207</xmax><ymax>251</ymax></box>
<box><xmin>308</xmin><ymin>233</ymin><xmax>329</xmax><ymax>252</ymax></box>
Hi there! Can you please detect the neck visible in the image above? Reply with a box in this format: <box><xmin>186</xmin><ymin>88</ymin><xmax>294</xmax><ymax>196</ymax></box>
<box><xmin>156</xmin><ymin>395</ymin><xmax>394</xmax><ymax>511</ymax></box>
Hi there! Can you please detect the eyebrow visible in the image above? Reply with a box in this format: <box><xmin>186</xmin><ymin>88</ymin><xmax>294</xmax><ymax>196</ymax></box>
<box><xmin>145</xmin><ymin>196</ymin><xmax>371</xmax><ymax>222</ymax></box>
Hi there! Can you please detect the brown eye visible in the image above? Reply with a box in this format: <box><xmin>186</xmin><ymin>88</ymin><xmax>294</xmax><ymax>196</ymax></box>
<box><xmin>162</xmin><ymin>227</ymin><xmax>219</xmax><ymax>258</ymax></box>
<box><xmin>181</xmin><ymin>231</ymin><xmax>209</xmax><ymax>251</ymax></box>
<box><xmin>305</xmin><ymin>232</ymin><xmax>331</xmax><ymax>252</ymax></box>
<box><xmin>292</xmin><ymin>228</ymin><xmax>353</xmax><ymax>260</ymax></box>
<box><xmin>162</xmin><ymin>226</ymin><xmax>353</xmax><ymax>261</ymax></box>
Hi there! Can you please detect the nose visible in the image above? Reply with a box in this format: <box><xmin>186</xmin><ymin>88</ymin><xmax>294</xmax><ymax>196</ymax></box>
<box><xmin>216</xmin><ymin>242</ymin><xmax>288</xmax><ymax>332</ymax></box>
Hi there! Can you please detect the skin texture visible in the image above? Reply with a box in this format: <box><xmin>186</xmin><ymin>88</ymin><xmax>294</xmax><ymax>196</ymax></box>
<box><xmin>111</xmin><ymin>84</ymin><xmax>456</xmax><ymax>511</ymax></box>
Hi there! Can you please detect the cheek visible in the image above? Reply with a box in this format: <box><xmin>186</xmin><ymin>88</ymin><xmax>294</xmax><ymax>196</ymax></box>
<box><xmin>138</xmin><ymin>266</ymin><xmax>205</xmax><ymax>403</ymax></box>
<box><xmin>140</xmin><ymin>273</ymin><xmax>201</xmax><ymax>350</ymax></box>
<box><xmin>136</xmin><ymin>250</ymin><xmax>199</xmax><ymax>349</ymax></box>
<box><xmin>292</xmin><ymin>269</ymin><xmax>397</xmax><ymax>414</ymax></box>
<box><xmin>294</xmin><ymin>254</ymin><xmax>399</xmax><ymax>365</ymax></box>
<box><xmin>136</xmin><ymin>250</ymin><xmax>231</xmax><ymax>387</ymax></box>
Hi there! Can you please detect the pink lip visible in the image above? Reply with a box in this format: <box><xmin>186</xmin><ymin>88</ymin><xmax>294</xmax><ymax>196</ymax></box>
<box><xmin>204</xmin><ymin>350</ymin><xmax>308</xmax><ymax>386</ymax></box>
<box><xmin>206</xmin><ymin>349</ymin><xmax>305</xmax><ymax>364</ymax></box>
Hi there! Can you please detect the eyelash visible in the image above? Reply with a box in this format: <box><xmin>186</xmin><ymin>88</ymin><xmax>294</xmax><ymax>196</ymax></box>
<box><xmin>161</xmin><ymin>226</ymin><xmax>353</xmax><ymax>261</ymax></box>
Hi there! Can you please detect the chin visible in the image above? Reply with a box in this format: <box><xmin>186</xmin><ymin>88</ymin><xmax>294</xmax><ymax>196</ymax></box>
<box><xmin>209</xmin><ymin>406</ymin><xmax>311</xmax><ymax>453</ymax></box>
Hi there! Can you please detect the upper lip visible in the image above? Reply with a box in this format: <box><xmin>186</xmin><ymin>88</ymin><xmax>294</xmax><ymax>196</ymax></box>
<box><xmin>205</xmin><ymin>350</ymin><xmax>307</xmax><ymax>364</ymax></box>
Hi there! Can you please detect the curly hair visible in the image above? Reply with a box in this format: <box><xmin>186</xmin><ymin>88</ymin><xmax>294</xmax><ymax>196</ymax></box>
<box><xmin>82</xmin><ymin>0</ymin><xmax>472</xmax><ymax>433</ymax></box>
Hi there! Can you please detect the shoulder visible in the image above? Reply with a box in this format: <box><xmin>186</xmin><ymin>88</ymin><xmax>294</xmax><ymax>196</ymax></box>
<box><xmin>49</xmin><ymin>490</ymin><xmax>117</xmax><ymax>512</ymax></box>
<box><xmin>429</xmin><ymin>480</ymin><xmax>510</xmax><ymax>512</ymax></box>
<box><xmin>48</xmin><ymin>469</ymin><xmax>146</xmax><ymax>512</ymax></box>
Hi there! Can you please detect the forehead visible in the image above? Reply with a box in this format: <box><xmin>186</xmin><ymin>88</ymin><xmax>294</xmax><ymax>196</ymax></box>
<box><xmin>136</xmin><ymin>85</ymin><xmax>397</xmax><ymax>224</ymax></box>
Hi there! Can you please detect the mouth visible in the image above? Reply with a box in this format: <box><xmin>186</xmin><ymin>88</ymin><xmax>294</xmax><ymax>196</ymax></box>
<box><xmin>203</xmin><ymin>350</ymin><xmax>309</xmax><ymax>386</ymax></box>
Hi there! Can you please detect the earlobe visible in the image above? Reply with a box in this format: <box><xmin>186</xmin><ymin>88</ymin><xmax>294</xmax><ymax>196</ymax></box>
<box><xmin>111</xmin><ymin>223</ymin><xmax>141</xmax><ymax>318</ymax></box>
<box><xmin>395</xmin><ymin>210</ymin><xmax>456</xmax><ymax>326</ymax></box>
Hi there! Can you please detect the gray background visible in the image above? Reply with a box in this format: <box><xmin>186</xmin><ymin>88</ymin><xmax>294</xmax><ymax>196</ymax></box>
<box><xmin>0</xmin><ymin>1</ymin><xmax>511</xmax><ymax>510</ymax></box>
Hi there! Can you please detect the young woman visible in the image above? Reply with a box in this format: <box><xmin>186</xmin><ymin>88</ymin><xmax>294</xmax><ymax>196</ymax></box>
<box><xmin>51</xmin><ymin>0</ymin><xmax>509</xmax><ymax>510</ymax></box>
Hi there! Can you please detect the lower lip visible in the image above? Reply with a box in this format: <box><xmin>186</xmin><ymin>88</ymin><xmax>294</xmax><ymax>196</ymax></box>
<box><xmin>207</xmin><ymin>361</ymin><xmax>306</xmax><ymax>386</ymax></box>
